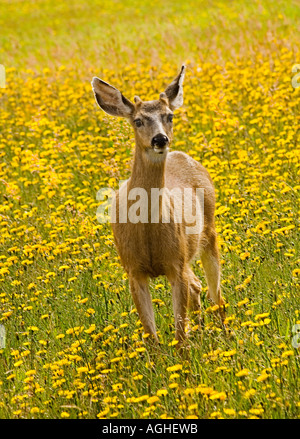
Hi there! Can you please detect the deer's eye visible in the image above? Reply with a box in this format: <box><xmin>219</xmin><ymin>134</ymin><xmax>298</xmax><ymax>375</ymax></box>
<box><xmin>167</xmin><ymin>114</ymin><xmax>173</xmax><ymax>123</ymax></box>
<box><xmin>134</xmin><ymin>119</ymin><xmax>143</xmax><ymax>127</ymax></box>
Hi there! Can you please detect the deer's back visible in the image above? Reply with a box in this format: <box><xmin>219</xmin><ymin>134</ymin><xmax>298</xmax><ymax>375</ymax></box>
<box><xmin>165</xmin><ymin>151</ymin><xmax>213</xmax><ymax>193</ymax></box>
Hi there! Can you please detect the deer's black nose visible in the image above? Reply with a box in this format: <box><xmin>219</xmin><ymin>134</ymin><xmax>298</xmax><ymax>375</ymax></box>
<box><xmin>151</xmin><ymin>134</ymin><xmax>169</xmax><ymax>148</ymax></box>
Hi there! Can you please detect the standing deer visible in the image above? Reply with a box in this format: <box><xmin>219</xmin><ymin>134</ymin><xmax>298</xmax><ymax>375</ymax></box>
<box><xmin>92</xmin><ymin>65</ymin><xmax>225</xmax><ymax>346</ymax></box>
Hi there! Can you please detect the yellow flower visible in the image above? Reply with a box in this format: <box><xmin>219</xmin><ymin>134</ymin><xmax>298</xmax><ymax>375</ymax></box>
<box><xmin>60</xmin><ymin>411</ymin><xmax>70</xmax><ymax>418</ymax></box>
<box><xmin>40</xmin><ymin>314</ymin><xmax>49</xmax><ymax>319</ymax></box>
<box><xmin>223</xmin><ymin>349</ymin><xmax>236</xmax><ymax>357</ymax></box>
<box><xmin>257</xmin><ymin>372</ymin><xmax>269</xmax><ymax>382</ymax></box>
<box><xmin>27</xmin><ymin>326</ymin><xmax>39</xmax><ymax>331</ymax></box>
<box><xmin>25</xmin><ymin>369</ymin><xmax>36</xmax><ymax>376</ymax></box>
<box><xmin>224</xmin><ymin>408</ymin><xmax>236</xmax><ymax>416</ymax></box>
<box><xmin>133</xmin><ymin>374</ymin><xmax>143</xmax><ymax>381</ymax></box>
<box><xmin>169</xmin><ymin>373</ymin><xmax>180</xmax><ymax>380</ymax></box>
<box><xmin>6</xmin><ymin>374</ymin><xmax>16</xmax><ymax>381</ymax></box>
<box><xmin>168</xmin><ymin>339</ymin><xmax>179</xmax><ymax>346</ymax></box>
<box><xmin>240</xmin><ymin>252</ymin><xmax>250</xmax><ymax>260</ymax></box>
<box><xmin>209</xmin><ymin>391</ymin><xmax>227</xmax><ymax>401</ymax></box>
<box><xmin>235</xmin><ymin>369</ymin><xmax>250</xmax><ymax>377</ymax></box>
<box><xmin>147</xmin><ymin>396</ymin><xmax>160</xmax><ymax>405</ymax></box>
<box><xmin>237</xmin><ymin>298</ymin><xmax>249</xmax><ymax>307</ymax></box>
<box><xmin>210</xmin><ymin>411</ymin><xmax>222</xmax><ymax>418</ymax></box>
<box><xmin>84</xmin><ymin>324</ymin><xmax>96</xmax><ymax>334</ymax></box>
<box><xmin>136</xmin><ymin>347</ymin><xmax>146</xmax><ymax>352</ymax></box>
<box><xmin>249</xmin><ymin>408</ymin><xmax>264</xmax><ymax>415</ymax></box>
<box><xmin>14</xmin><ymin>360</ymin><xmax>23</xmax><ymax>367</ymax></box>
<box><xmin>77</xmin><ymin>366</ymin><xmax>89</xmax><ymax>374</ymax></box>
<box><xmin>157</xmin><ymin>389</ymin><xmax>168</xmax><ymax>397</ymax></box>
<box><xmin>59</xmin><ymin>265</ymin><xmax>70</xmax><ymax>270</ymax></box>
<box><xmin>281</xmin><ymin>350</ymin><xmax>293</xmax><ymax>358</ymax></box>
<box><xmin>255</xmin><ymin>312</ymin><xmax>270</xmax><ymax>320</ymax></box>
<box><xmin>244</xmin><ymin>389</ymin><xmax>256</xmax><ymax>398</ymax></box>
<box><xmin>292</xmin><ymin>268</ymin><xmax>300</xmax><ymax>277</ymax></box>
<box><xmin>134</xmin><ymin>395</ymin><xmax>149</xmax><ymax>403</ymax></box>
<box><xmin>196</xmin><ymin>386</ymin><xmax>214</xmax><ymax>395</ymax></box>
<box><xmin>167</xmin><ymin>364</ymin><xmax>182</xmax><ymax>372</ymax></box>
<box><xmin>238</xmin><ymin>411</ymin><xmax>248</xmax><ymax>417</ymax></box>
<box><xmin>103</xmin><ymin>325</ymin><xmax>114</xmax><ymax>333</ymax></box>
<box><xmin>184</xmin><ymin>388</ymin><xmax>195</xmax><ymax>396</ymax></box>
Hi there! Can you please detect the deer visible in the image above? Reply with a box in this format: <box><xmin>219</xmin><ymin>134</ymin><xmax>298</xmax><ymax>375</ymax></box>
<box><xmin>91</xmin><ymin>65</ymin><xmax>225</xmax><ymax>347</ymax></box>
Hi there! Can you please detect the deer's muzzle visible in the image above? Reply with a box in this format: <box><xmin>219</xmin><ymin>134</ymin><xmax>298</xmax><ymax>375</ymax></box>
<box><xmin>151</xmin><ymin>134</ymin><xmax>169</xmax><ymax>151</ymax></box>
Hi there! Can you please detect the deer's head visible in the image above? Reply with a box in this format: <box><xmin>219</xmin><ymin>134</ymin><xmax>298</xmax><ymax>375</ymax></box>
<box><xmin>92</xmin><ymin>66</ymin><xmax>185</xmax><ymax>162</ymax></box>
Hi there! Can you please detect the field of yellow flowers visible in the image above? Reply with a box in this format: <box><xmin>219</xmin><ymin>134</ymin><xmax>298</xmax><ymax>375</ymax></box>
<box><xmin>0</xmin><ymin>0</ymin><xmax>299</xmax><ymax>419</ymax></box>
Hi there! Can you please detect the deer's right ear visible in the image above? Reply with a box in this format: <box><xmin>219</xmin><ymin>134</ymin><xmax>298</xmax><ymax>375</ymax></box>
<box><xmin>91</xmin><ymin>77</ymin><xmax>134</xmax><ymax>117</ymax></box>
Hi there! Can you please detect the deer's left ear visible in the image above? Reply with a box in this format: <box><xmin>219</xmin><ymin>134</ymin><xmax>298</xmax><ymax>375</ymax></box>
<box><xmin>164</xmin><ymin>65</ymin><xmax>185</xmax><ymax>110</ymax></box>
<box><xmin>91</xmin><ymin>77</ymin><xmax>134</xmax><ymax>117</ymax></box>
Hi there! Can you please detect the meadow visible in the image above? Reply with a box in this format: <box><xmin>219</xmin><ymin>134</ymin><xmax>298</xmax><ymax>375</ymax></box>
<box><xmin>0</xmin><ymin>0</ymin><xmax>299</xmax><ymax>419</ymax></box>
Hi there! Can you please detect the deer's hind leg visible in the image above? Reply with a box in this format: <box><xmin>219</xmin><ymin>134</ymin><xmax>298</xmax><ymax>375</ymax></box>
<box><xmin>187</xmin><ymin>267</ymin><xmax>202</xmax><ymax>314</ymax></box>
<box><xmin>168</xmin><ymin>268</ymin><xmax>189</xmax><ymax>345</ymax></box>
<box><xmin>200</xmin><ymin>229</ymin><xmax>226</xmax><ymax>322</ymax></box>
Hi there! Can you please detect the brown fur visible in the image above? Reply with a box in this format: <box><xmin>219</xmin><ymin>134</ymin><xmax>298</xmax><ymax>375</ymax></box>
<box><xmin>92</xmin><ymin>66</ymin><xmax>225</xmax><ymax>346</ymax></box>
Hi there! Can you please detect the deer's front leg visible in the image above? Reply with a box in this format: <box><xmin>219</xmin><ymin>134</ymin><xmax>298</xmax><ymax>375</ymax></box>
<box><xmin>129</xmin><ymin>275</ymin><xmax>158</xmax><ymax>342</ymax></box>
<box><xmin>168</xmin><ymin>269</ymin><xmax>189</xmax><ymax>344</ymax></box>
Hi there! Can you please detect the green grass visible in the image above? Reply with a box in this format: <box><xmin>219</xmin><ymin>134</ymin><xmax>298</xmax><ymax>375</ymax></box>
<box><xmin>0</xmin><ymin>0</ymin><xmax>299</xmax><ymax>420</ymax></box>
<box><xmin>1</xmin><ymin>0</ymin><xmax>300</xmax><ymax>73</ymax></box>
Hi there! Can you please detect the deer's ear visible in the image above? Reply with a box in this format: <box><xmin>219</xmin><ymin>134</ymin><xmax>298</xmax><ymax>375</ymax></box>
<box><xmin>91</xmin><ymin>77</ymin><xmax>134</xmax><ymax>117</ymax></box>
<box><xmin>164</xmin><ymin>65</ymin><xmax>185</xmax><ymax>110</ymax></box>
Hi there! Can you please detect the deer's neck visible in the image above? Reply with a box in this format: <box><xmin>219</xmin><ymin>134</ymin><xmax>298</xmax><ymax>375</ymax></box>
<box><xmin>129</xmin><ymin>145</ymin><xmax>166</xmax><ymax>191</ymax></box>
